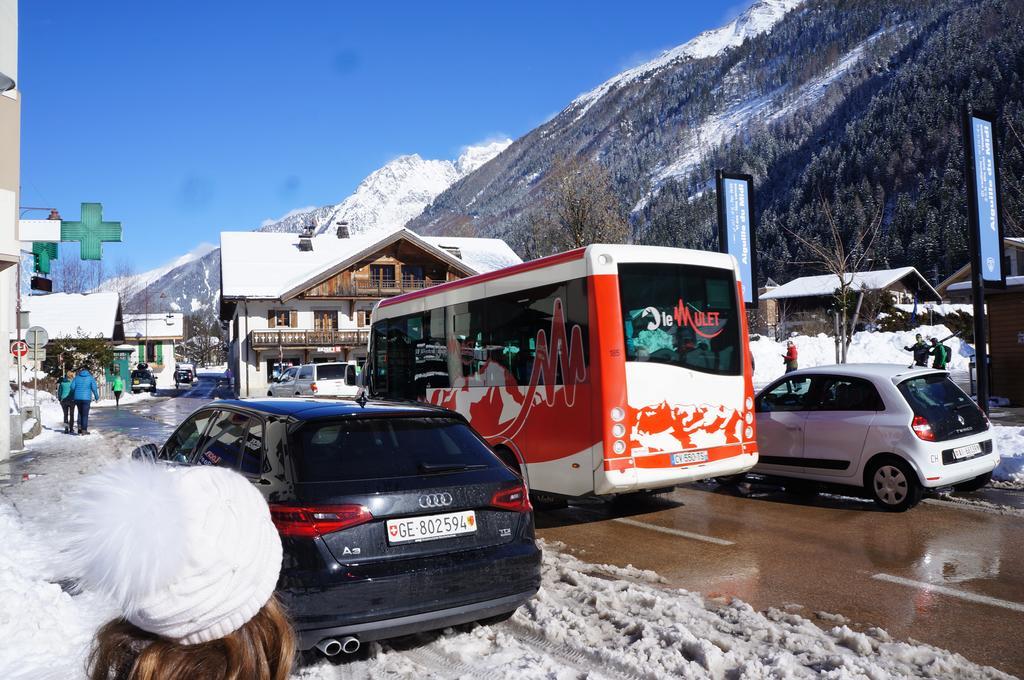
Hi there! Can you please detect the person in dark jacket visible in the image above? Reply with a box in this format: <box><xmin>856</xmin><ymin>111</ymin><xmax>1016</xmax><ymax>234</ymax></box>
<box><xmin>929</xmin><ymin>337</ymin><xmax>949</xmax><ymax>370</ymax></box>
<box><xmin>56</xmin><ymin>370</ymin><xmax>76</xmax><ymax>434</ymax></box>
<box><xmin>70</xmin><ymin>366</ymin><xmax>99</xmax><ymax>434</ymax></box>
<box><xmin>904</xmin><ymin>333</ymin><xmax>929</xmax><ymax>367</ymax></box>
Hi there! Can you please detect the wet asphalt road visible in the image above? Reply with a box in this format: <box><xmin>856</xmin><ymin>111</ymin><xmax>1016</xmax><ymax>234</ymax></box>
<box><xmin>537</xmin><ymin>484</ymin><xmax>1024</xmax><ymax>676</ymax></box>
<box><xmin>91</xmin><ymin>376</ymin><xmax>234</xmax><ymax>444</ymax></box>
<box><xmin>89</xmin><ymin>379</ymin><xmax>1024</xmax><ymax>676</ymax></box>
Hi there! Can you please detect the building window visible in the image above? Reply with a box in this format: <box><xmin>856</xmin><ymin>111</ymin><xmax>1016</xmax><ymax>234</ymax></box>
<box><xmin>370</xmin><ymin>264</ymin><xmax>396</xmax><ymax>287</ymax></box>
<box><xmin>314</xmin><ymin>310</ymin><xmax>338</xmax><ymax>331</ymax></box>
<box><xmin>356</xmin><ymin>309</ymin><xmax>370</xmax><ymax>327</ymax></box>
<box><xmin>268</xmin><ymin>310</ymin><xmax>296</xmax><ymax>328</ymax></box>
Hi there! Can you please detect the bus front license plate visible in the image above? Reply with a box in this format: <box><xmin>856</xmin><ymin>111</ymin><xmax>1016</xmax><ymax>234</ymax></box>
<box><xmin>953</xmin><ymin>443</ymin><xmax>982</xmax><ymax>460</ymax></box>
<box><xmin>386</xmin><ymin>510</ymin><xmax>476</xmax><ymax>545</ymax></box>
<box><xmin>672</xmin><ymin>451</ymin><xmax>709</xmax><ymax>466</ymax></box>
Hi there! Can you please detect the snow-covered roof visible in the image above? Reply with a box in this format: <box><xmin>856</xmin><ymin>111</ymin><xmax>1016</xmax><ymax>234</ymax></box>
<box><xmin>761</xmin><ymin>267</ymin><xmax>939</xmax><ymax>301</ymax></box>
<box><xmin>18</xmin><ymin>292</ymin><xmax>123</xmax><ymax>340</ymax></box>
<box><xmin>123</xmin><ymin>313</ymin><xmax>184</xmax><ymax>340</ymax></box>
<box><xmin>419</xmin><ymin>236</ymin><xmax>521</xmax><ymax>274</ymax></box>
<box><xmin>220</xmin><ymin>227</ymin><xmax>522</xmax><ymax>300</ymax></box>
<box><xmin>947</xmin><ymin>275</ymin><xmax>1024</xmax><ymax>294</ymax></box>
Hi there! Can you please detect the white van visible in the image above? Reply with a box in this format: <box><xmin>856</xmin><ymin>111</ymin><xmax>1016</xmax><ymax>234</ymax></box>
<box><xmin>293</xmin><ymin>361</ymin><xmax>360</xmax><ymax>398</ymax></box>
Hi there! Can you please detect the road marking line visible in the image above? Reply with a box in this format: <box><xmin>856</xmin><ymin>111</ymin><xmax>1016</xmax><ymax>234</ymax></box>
<box><xmin>611</xmin><ymin>518</ymin><xmax>734</xmax><ymax>545</ymax></box>
<box><xmin>872</xmin><ymin>573</ymin><xmax>1024</xmax><ymax>613</ymax></box>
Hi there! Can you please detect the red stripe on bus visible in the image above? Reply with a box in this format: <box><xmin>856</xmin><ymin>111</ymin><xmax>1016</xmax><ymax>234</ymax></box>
<box><xmin>379</xmin><ymin>247</ymin><xmax>587</xmax><ymax>308</ymax></box>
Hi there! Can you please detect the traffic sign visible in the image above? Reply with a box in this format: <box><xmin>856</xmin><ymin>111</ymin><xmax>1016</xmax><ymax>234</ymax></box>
<box><xmin>27</xmin><ymin>348</ymin><xmax>46</xmax><ymax>362</ymax></box>
<box><xmin>26</xmin><ymin>326</ymin><xmax>48</xmax><ymax>349</ymax></box>
<box><xmin>10</xmin><ymin>341</ymin><xmax>28</xmax><ymax>358</ymax></box>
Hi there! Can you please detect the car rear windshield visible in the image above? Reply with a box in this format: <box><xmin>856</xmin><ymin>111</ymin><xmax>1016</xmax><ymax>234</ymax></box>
<box><xmin>290</xmin><ymin>417</ymin><xmax>501</xmax><ymax>481</ymax></box>
<box><xmin>316</xmin><ymin>364</ymin><xmax>346</xmax><ymax>381</ymax></box>
<box><xmin>897</xmin><ymin>374</ymin><xmax>987</xmax><ymax>441</ymax></box>
<box><xmin>618</xmin><ymin>263</ymin><xmax>741</xmax><ymax>376</ymax></box>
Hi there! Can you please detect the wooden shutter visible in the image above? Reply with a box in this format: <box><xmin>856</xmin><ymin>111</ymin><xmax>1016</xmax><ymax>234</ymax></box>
<box><xmin>289</xmin><ymin>311</ymin><xmax>298</xmax><ymax>328</ymax></box>
<box><xmin>267</xmin><ymin>310</ymin><xmax>276</xmax><ymax>328</ymax></box>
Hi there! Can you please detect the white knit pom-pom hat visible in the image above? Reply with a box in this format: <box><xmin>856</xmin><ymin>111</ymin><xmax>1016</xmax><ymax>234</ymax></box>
<box><xmin>64</xmin><ymin>459</ymin><xmax>283</xmax><ymax>645</ymax></box>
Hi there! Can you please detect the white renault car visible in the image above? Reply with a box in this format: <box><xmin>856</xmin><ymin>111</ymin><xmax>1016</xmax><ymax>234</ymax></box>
<box><xmin>752</xmin><ymin>364</ymin><xmax>998</xmax><ymax>511</ymax></box>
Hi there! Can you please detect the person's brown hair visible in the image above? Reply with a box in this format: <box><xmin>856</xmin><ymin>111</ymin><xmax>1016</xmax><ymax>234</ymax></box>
<box><xmin>87</xmin><ymin>595</ymin><xmax>295</xmax><ymax>680</ymax></box>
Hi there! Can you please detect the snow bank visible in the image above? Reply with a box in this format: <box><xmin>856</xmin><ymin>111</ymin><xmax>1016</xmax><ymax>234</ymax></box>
<box><xmin>991</xmin><ymin>425</ymin><xmax>1024</xmax><ymax>488</ymax></box>
<box><xmin>751</xmin><ymin>324</ymin><xmax>970</xmax><ymax>386</ymax></box>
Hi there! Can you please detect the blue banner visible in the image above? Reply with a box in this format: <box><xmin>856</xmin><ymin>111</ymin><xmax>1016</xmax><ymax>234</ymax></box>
<box><xmin>970</xmin><ymin>116</ymin><xmax>1003</xmax><ymax>283</ymax></box>
<box><xmin>718</xmin><ymin>175</ymin><xmax>756</xmax><ymax>306</ymax></box>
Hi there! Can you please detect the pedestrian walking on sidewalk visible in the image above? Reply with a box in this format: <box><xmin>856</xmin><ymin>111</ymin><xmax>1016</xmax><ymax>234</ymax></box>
<box><xmin>111</xmin><ymin>372</ymin><xmax>125</xmax><ymax>410</ymax></box>
<box><xmin>782</xmin><ymin>340</ymin><xmax>799</xmax><ymax>373</ymax></box>
<box><xmin>56</xmin><ymin>370</ymin><xmax>76</xmax><ymax>434</ymax></box>
<box><xmin>65</xmin><ymin>460</ymin><xmax>295</xmax><ymax>680</ymax></box>
<box><xmin>929</xmin><ymin>337</ymin><xmax>950</xmax><ymax>370</ymax></box>
<box><xmin>70</xmin><ymin>365</ymin><xmax>99</xmax><ymax>435</ymax></box>
<box><xmin>904</xmin><ymin>333</ymin><xmax>929</xmax><ymax>367</ymax></box>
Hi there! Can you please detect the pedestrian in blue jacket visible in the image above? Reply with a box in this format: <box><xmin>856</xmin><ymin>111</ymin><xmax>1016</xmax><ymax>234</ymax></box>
<box><xmin>70</xmin><ymin>366</ymin><xmax>99</xmax><ymax>434</ymax></box>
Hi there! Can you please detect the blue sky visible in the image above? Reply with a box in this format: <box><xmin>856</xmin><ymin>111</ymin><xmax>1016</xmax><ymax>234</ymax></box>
<box><xmin>21</xmin><ymin>1</ymin><xmax>747</xmax><ymax>272</ymax></box>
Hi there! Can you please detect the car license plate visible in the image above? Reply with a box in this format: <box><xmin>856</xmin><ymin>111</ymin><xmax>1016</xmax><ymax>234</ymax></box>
<box><xmin>952</xmin><ymin>442</ymin><xmax>983</xmax><ymax>460</ymax></box>
<box><xmin>671</xmin><ymin>450</ymin><xmax>709</xmax><ymax>466</ymax></box>
<box><xmin>386</xmin><ymin>510</ymin><xmax>476</xmax><ymax>545</ymax></box>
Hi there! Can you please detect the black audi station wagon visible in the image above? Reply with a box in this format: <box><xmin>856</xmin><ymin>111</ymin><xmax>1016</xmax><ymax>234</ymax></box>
<box><xmin>139</xmin><ymin>398</ymin><xmax>542</xmax><ymax>655</ymax></box>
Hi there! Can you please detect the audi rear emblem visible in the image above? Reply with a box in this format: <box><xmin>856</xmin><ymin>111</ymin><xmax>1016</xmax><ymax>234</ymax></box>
<box><xmin>418</xmin><ymin>493</ymin><xmax>453</xmax><ymax>509</ymax></box>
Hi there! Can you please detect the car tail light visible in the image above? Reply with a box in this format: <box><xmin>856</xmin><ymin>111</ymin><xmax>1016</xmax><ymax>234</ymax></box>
<box><xmin>269</xmin><ymin>504</ymin><xmax>372</xmax><ymax>538</ymax></box>
<box><xmin>310</xmin><ymin>382</ymin><xmax>318</xmax><ymax>394</ymax></box>
<box><xmin>490</xmin><ymin>483</ymin><xmax>532</xmax><ymax>512</ymax></box>
<box><xmin>911</xmin><ymin>416</ymin><xmax>935</xmax><ymax>441</ymax></box>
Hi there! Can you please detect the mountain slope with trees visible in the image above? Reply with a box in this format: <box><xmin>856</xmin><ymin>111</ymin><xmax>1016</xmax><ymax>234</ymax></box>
<box><xmin>408</xmin><ymin>0</ymin><xmax>1024</xmax><ymax>287</ymax></box>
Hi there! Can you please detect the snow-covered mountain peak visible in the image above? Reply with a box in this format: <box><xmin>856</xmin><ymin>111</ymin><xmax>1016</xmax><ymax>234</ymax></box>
<box><xmin>258</xmin><ymin>139</ymin><xmax>514</xmax><ymax>238</ymax></box>
<box><xmin>456</xmin><ymin>139</ymin><xmax>513</xmax><ymax>175</ymax></box>
<box><xmin>570</xmin><ymin>0</ymin><xmax>803</xmax><ymax>114</ymax></box>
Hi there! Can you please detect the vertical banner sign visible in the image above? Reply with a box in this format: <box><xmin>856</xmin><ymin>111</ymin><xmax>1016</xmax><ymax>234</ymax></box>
<box><xmin>966</xmin><ymin>112</ymin><xmax>1006</xmax><ymax>286</ymax></box>
<box><xmin>962</xmin><ymin>107</ymin><xmax>1005</xmax><ymax>415</ymax></box>
<box><xmin>716</xmin><ymin>171</ymin><xmax>758</xmax><ymax>308</ymax></box>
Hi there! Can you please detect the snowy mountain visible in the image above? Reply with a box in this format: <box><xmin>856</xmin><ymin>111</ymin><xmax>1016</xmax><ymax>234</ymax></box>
<box><xmin>258</xmin><ymin>140</ymin><xmax>511</xmax><ymax>236</ymax></box>
<box><xmin>569</xmin><ymin>0</ymin><xmax>803</xmax><ymax>119</ymax></box>
<box><xmin>125</xmin><ymin>140</ymin><xmax>510</xmax><ymax>314</ymax></box>
<box><xmin>408</xmin><ymin>0</ymin><xmax>1024</xmax><ymax>287</ymax></box>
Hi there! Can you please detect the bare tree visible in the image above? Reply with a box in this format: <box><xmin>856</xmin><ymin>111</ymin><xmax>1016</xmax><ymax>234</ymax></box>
<box><xmin>784</xmin><ymin>189</ymin><xmax>883</xmax><ymax>362</ymax></box>
<box><xmin>531</xmin><ymin>155</ymin><xmax>629</xmax><ymax>256</ymax></box>
<box><xmin>182</xmin><ymin>311</ymin><xmax>226</xmax><ymax>366</ymax></box>
<box><xmin>106</xmin><ymin>259</ymin><xmax>140</xmax><ymax>311</ymax></box>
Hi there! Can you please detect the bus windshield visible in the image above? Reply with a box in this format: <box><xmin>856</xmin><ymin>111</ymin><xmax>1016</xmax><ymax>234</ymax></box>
<box><xmin>618</xmin><ymin>263</ymin><xmax>741</xmax><ymax>376</ymax></box>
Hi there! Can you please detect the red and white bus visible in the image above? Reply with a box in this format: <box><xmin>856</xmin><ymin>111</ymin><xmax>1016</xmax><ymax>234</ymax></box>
<box><xmin>365</xmin><ymin>244</ymin><xmax>759</xmax><ymax>498</ymax></box>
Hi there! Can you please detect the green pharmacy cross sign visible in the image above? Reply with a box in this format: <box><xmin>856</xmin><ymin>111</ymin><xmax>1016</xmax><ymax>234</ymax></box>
<box><xmin>60</xmin><ymin>202</ymin><xmax>123</xmax><ymax>260</ymax></box>
<box><xmin>32</xmin><ymin>242</ymin><xmax>58</xmax><ymax>274</ymax></box>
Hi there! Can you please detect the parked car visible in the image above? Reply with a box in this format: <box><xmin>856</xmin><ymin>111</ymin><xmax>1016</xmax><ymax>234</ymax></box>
<box><xmin>293</xmin><ymin>361</ymin><xmax>360</xmax><ymax>398</ymax></box>
<box><xmin>174</xmin><ymin>367</ymin><xmax>193</xmax><ymax>388</ymax></box>
<box><xmin>267</xmin><ymin>366</ymin><xmax>298</xmax><ymax>397</ymax></box>
<box><xmin>751</xmin><ymin>364</ymin><xmax>998</xmax><ymax>511</ymax></box>
<box><xmin>135</xmin><ymin>399</ymin><xmax>541</xmax><ymax>655</ymax></box>
<box><xmin>130</xmin><ymin>364</ymin><xmax>156</xmax><ymax>394</ymax></box>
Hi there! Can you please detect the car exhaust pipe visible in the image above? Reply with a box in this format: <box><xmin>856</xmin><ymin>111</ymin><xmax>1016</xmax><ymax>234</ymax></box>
<box><xmin>315</xmin><ymin>638</ymin><xmax>343</xmax><ymax>657</ymax></box>
<box><xmin>314</xmin><ymin>636</ymin><xmax>360</xmax><ymax>656</ymax></box>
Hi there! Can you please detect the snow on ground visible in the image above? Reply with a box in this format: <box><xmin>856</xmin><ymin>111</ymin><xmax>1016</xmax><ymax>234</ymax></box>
<box><xmin>196</xmin><ymin>364</ymin><xmax>227</xmax><ymax>377</ymax></box>
<box><xmin>1</xmin><ymin>422</ymin><xmax>1012</xmax><ymax>678</ymax></box>
<box><xmin>298</xmin><ymin>542</ymin><xmax>1009</xmax><ymax>679</ymax></box>
<box><xmin>751</xmin><ymin>324</ymin><xmax>970</xmax><ymax>386</ymax></box>
<box><xmin>992</xmin><ymin>425</ymin><xmax>1024</xmax><ymax>488</ymax></box>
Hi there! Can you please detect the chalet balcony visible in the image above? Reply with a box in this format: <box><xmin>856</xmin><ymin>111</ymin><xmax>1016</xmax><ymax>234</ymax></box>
<box><xmin>305</xmin><ymin>277</ymin><xmax>446</xmax><ymax>298</ymax></box>
<box><xmin>249</xmin><ymin>328</ymin><xmax>370</xmax><ymax>349</ymax></box>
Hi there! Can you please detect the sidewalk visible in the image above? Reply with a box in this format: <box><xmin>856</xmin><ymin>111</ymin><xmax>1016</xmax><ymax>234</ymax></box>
<box><xmin>0</xmin><ymin>416</ymin><xmax>142</xmax><ymax>680</ymax></box>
